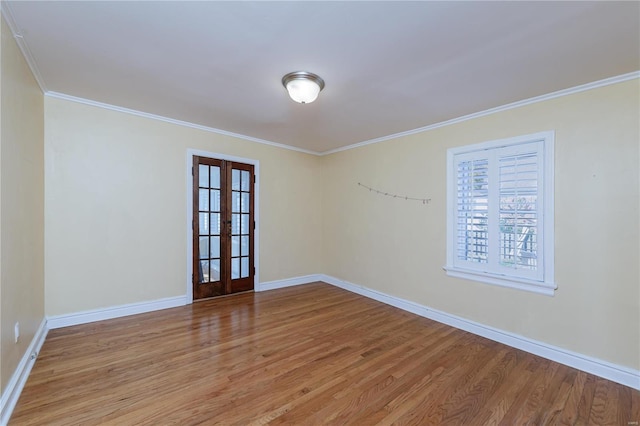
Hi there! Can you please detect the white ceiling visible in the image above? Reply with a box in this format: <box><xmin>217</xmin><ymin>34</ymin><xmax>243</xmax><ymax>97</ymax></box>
<box><xmin>3</xmin><ymin>1</ymin><xmax>639</xmax><ymax>154</ymax></box>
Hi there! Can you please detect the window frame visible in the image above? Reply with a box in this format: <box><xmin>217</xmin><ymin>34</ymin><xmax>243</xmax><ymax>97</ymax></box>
<box><xmin>445</xmin><ymin>131</ymin><xmax>556</xmax><ymax>296</ymax></box>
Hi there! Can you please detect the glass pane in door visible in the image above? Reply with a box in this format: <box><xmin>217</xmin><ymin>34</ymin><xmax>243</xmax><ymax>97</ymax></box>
<box><xmin>231</xmin><ymin>258</ymin><xmax>240</xmax><ymax>279</ymax></box>
<box><xmin>198</xmin><ymin>163</ymin><xmax>221</xmax><ymax>284</ymax></box>
<box><xmin>229</xmin><ymin>166</ymin><xmax>252</xmax><ymax>285</ymax></box>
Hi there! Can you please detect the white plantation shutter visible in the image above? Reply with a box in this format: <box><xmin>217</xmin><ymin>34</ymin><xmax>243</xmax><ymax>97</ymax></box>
<box><xmin>455</xmin><ymin>156</ymin><xmax>489</xmax><ymax>270</ymax></box>
<box><xmin>496</xmin><ymin>142</ymin><xmax>543</xmax><ymax>281</ymax></box>
<box><xmin>446</xmin><ymin>132</ymin><xmax>554</xmax><ymax>295</ymax></box>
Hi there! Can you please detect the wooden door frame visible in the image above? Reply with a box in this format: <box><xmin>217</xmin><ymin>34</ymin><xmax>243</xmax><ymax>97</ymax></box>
<box><xmin>186</xmin><ymin>149</ymin><xmax>260</xmax><ymax>303</ymax></box>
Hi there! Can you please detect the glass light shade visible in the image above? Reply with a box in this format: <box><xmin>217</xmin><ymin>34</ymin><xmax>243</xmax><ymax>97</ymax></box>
<box><xmin>282</xmin><ymin>71</ymin><xmax>325</xmax><ymax>104</ymax></box>
<box><xmin>285</xmin><ymin>78</ymin><xmax>321</xmax><ymax>104</ymax></box>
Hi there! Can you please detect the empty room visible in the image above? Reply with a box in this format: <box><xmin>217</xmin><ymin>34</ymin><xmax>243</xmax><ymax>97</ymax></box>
<box><xmin>1</xmin><ymin>1</ymin><xmax>639</xmax><ymax>424</ymax></box>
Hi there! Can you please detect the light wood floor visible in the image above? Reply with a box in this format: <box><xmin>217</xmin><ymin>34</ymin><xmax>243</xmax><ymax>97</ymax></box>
<box><xmin>10</xmin><ymin>283</ymin><xmax>639</xmax><ymax>425</ymax></box>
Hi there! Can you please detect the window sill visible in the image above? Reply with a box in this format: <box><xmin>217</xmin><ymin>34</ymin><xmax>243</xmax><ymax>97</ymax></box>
<box><xmin>443</xmin><ymin>266</ymin><xmax>556</xmax><ymax>296</ymax></box>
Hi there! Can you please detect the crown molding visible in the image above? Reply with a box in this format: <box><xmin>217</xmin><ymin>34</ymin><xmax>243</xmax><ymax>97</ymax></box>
<box><xmin>1</xmin><ymin>1</ymin><xmax>47</xmax><ymax>92</ymax></box>
<box><xmin>320</xmin><ymin>71</ymin><xmax>640</xmax><ymax>156</ymax></box>
<box><xmin>45</xmin><ymin>92</ymin><xmax>319</xmax><ymax>156</ymax></box>
<box><xmin>2</xmin><ymin>1</ymin><xmax>637</xmax><ymax>156</ymax></box>
<box><xmin>48</xmin><ymin>71</ymin><xmax>638</xmax><ymax>158</ymax></box>
<box><xmin>42</xmin><ymin>74</ymin><xmax>640</xmax><ymax>159</ymax></box>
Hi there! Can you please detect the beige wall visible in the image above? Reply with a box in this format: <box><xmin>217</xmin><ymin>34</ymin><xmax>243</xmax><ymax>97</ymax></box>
<box><xmin>44</xmin><ymin>97</ymin><xmax>323</xmax><ymax>316</ymax></box>
<box><xmin>0</xmin><ymin>15</ymin><xmax>45</xmax><ymax>393</ymax></box>
<box><xmin>321</xmin><ymin>79</ymin><xmax>640</xmax><ymax>370</ymax></box>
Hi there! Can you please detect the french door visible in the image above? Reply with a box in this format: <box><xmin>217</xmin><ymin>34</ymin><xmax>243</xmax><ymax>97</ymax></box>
<box><xmin>193</xmin><ymin>156</ymin><xmax>255</xmax><ymax>300</ymax></box>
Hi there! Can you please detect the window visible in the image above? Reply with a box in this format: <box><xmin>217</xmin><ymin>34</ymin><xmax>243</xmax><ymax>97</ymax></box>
<box><xmin>445</xmin><ymin>131</ymin><xmax>555</xmax><ymax>295</ymax></box>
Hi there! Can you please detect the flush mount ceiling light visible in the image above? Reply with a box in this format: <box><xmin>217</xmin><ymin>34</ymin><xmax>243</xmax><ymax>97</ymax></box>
<box><xmin>282</xmin><ymin>71</ymin><xmax>325</xmax><ymax>104</ymax></box>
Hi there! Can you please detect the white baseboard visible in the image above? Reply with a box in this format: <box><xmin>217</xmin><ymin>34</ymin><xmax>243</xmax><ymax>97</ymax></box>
<box><xmin>4</xmin><ymin>275</ymin><xmax>636</xmax><ymax>426</ymax></box>
<box><xmin>0</xmin><ymin>319</ymin><xmax>48</xmax><ymax>426</ymax></box>
<box><xmin>319</xmin><ymin>274</ymin><xmax>640</xmax><ymax>391</ymax></box>
<box><xmin>256</xmin><ymin>274</ymin><xmax>322</xmax><ymax>292</ymax></box>
<box><xmin>47</xmin><ymin>295</ymin><xmax>187</xmax><ymax>329</ymax></box>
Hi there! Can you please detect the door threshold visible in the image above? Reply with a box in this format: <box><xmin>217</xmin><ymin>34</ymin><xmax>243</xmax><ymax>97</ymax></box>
<box><xmin>193</xmin><ymin>289</ymin><xmax>255</xmax><ymax>303</ymax></box>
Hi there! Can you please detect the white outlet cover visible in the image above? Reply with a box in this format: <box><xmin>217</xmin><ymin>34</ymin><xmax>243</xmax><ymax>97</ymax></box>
<box><xmin>14</xmin><ymin>322</ymin><xmax>20</xmax><ymax>343</ymax></box>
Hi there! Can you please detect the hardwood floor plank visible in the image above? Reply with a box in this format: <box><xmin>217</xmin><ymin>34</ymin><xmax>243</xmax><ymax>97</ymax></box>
<box><xmin>576</xmin><ymin>374</ymin><xmax>598</xmax><ymax>424</ymax></box>
<box><xmin>498</xmin><ymin>356</ymin><xmax>560</xmax><ymax>424</ymax></box>
<box><xmin>558</xmin><ymin>369</ymin><xmax>588</xmax><ymax>425</ymax></box>
<box><xmin>473</xmin><ymin>354</ymin><xmax>533</xmax><ymax>425</ymax></box>
<box><xmin>589</xmin><ymin>377</ymin><xmax>612</xmax><ymax>425</ymax></box>
<box><xmin>313</xmin><ymin>330</ymin><xmax>461</xmax><ymax>423</ymax></box>
<box><xmin>630</xmin><ymin>385</ymin><xmax>640</xmax><ymax>425</ymax></box>
<box><xmin>346</xmin><ymin>329</ymin><xmax>468</xmax><ymax>424</ymax></box>
<box><xmin>618</xmin><ymin>383</ymin><xmax>640</xmax><ymax>425</ymax></box>
<box><xmin>380</xmin><ymin>340</ymin><xmax>501</xmax><ymax>424</ymax></box>
<box><xmin>533</xmin><ymin>364</ymin><xmax>575</xmax><ymax>424</ymax></box>
<box><xmin>9</xmin><ymin>283</ymin><xmax>639</xmax><ymax>425</ymax></box>
<box><xmin>437</xmin><ymin>347</ymin><xmax>520</xmax><ymax>424</ymax></box>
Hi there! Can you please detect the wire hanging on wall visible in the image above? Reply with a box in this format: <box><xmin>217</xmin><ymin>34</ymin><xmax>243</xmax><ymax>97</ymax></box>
<box><xmin>358</xmin><ymin>182</ymin><xmax>431</xmax><ymax>204</ymax></box>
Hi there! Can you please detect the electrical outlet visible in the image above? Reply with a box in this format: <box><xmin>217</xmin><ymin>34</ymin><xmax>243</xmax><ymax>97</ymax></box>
<box><xmin>14</xmin><ymin>322</ymin><xmax>20</xmax><ymax>343</ymax></box>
